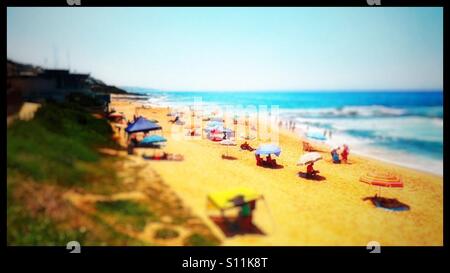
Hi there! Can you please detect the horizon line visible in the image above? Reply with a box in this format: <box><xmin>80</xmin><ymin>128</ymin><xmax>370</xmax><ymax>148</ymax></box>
<box><xmin>122</xmin><ymin>86</ymin><xmax>443</xmax><ymax>93</ymax></box>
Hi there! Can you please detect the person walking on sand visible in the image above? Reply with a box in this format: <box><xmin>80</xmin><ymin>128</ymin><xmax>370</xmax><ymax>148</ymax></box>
<box><xmin>341</xmin><ymin>144</ymin><xmax>349</xmax><ymax>163</ymax></box>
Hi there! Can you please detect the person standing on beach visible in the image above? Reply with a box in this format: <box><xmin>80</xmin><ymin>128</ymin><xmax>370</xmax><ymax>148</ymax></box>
<box><xmin>341</xmin><ymin>144</ymin><xmax>349</xmax><ymax>163</ymax></box>
<box><xmin>230</xmin><ymin>195</ymin><xmax>254</xmax><ymax>232</ymax></box>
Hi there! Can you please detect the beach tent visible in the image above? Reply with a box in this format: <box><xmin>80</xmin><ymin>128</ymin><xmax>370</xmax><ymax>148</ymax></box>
<box><xmin>140</xmin><ymin>135</ymin><xmax>167</xmax><ymax>145</ymax></box>
<box><xmin>207</xmin><ymin>187</ymin><xmax>263</xmax><ymax>211</ymax></box>
<box><xmin>255</xmin><ymin>144</ymin><xmax>281</xmax><ymax>157</ymax></box>
<box><xmin>125</xmin><ymin>117</ymin><xmax>162</xmax><ymax>133</ymax></box>
<box><xmin>297</xmin><ymin>152</ymin><xmax>322</xmax><ymax>165</ymax></box>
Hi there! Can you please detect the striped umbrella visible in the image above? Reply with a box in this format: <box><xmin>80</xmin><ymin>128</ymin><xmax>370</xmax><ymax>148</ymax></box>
<box><xmin>360</xmin><ymin>171</ymin><xmax>403</xmax><ymax>198</ymax></box>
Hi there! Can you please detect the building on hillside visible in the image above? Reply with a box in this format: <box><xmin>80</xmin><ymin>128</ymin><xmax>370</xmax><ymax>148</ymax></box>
<box><xmin>8</xmin><ymin>68</ymin><xmax>91</xmax><ymax>102</ymax></box>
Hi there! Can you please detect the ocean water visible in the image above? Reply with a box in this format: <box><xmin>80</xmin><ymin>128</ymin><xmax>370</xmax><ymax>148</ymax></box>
<box><xmin>124</xmin><ymin>88</ymin><xmax>444</xmax><ymax>176</ymax></box>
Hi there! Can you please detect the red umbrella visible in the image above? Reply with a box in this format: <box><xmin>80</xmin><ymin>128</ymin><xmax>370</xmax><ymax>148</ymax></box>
<box><xmin>360</xmin><ymin>171</ymin><xmax>403</xmax><ymax>199</ymax></box>
<box><xmin>360</xmin><ymin>172</ymin><xmax>403</xmax><ymax>188</ymax></box>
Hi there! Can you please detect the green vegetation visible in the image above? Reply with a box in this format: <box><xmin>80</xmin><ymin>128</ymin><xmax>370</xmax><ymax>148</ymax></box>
<box><xmin>7</xmin><ymin>206</ymin><xmax>88</xmax><ymax>246</ymax></box>
<box><xmin>96</xmin><ymin>200</ymin><xmax>152</xmax><ymax>217</ymax></box>
<box><xmin>7</xmin><ymin>102</ymin><xmax>116</xmax><ymax>187</ymax></box>
<box><xmin>7</xmin><ymin>101</ymin><xmax>219</xmax><ymax>246</ymax></box>
<box><xmin>7</xmin><ymin>102</ymin><xmax>128</xmax><ymax>245</ymax></box>
<box><xmin>184</xmin><ymin>233</ymin><xmax>220</xmax><ymax>246</ymax></box>
<box><xmin>154</xmin><ymin>228</ymin><xmax>179</xmax><ymax>239</ymax></box>
<box><xmin>96</xmin><ymin>200</ymin><xmax>158</xmax><ymax>231</ymax></box>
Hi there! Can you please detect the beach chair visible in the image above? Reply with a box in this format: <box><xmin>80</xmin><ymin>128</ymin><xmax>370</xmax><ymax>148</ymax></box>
<box><xmin>303</xmin><ymin>141</ymin><xmax>312</xmax><ymax>152</ymax></box>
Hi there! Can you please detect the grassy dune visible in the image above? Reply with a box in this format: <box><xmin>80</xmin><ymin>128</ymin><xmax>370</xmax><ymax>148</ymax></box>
<box><xmin>7</xmin><ymin>101</ymin><xmax>220</xmax><ymax>246</ymax></box>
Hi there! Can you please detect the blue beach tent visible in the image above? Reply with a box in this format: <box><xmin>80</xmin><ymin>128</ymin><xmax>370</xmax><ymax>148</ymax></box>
<box><xmin>125</xmin><ymin>117</ymin><xmax>162</xmax><ymax>133</ymax></box>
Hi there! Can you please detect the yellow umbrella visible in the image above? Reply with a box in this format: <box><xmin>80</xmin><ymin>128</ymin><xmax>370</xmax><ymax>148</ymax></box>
<box><xmin>207</xmin><ymin>187</ymin><xmax>262</xmax><ymax>211</ymax></box>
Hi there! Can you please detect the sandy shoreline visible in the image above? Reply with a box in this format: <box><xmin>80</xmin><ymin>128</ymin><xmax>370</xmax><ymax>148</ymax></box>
<box><xmin>109</xmin><ymin>98</ymin><xmax>443</xmax><ymax>246</ymax></box>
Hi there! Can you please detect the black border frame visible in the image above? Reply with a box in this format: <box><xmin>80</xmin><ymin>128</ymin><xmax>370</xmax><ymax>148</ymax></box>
<box><xmin>3</xmin><ymin>0</ymin><xmax>449</xmax><ymax>270</ymax></box>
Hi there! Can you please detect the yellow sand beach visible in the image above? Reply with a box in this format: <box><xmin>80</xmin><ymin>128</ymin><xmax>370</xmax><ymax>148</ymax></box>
<box><xmin>110</xmin><ymin>97</ymin><xmax>443</xmax><ymax>246</ymax></box>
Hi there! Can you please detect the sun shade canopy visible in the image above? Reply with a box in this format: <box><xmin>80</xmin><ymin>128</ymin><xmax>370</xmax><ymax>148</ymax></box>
<box><xmin>207</xmin><ymin>187</ymin><xmax>262</xmax><ymax>210</ymax></box>
<box><xmin>255</xmin><ymin>144</ymin><xmax>281</xmax><ymax>156</ymax></box>
<box><xmin>140</xmin><ymin>135</ymin><xmax>167</xmax><ymax>144</ymax></box>
<box><xmin>297</xmin><ymin>152</ymin><xmax>323</xmax><ymax>165</ymax></box>
<box><xmin>125</xmin><ymin>117</ymin><xmax>162</xmax><ymax>133</ymax></box>
<box><xmin>360</xmin><ymin>172</ymin><xmax>403</xmax><ymax>188</ymax></box>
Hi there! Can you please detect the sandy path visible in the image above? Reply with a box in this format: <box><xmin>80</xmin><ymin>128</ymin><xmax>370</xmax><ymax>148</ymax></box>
<box><xmin>110</xmin><ymin>99</ymin><xmax>443</xmax><ymax>246</ymax></box>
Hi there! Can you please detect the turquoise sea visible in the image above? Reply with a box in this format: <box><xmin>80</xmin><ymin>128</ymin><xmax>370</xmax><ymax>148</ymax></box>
<box><xmin>123</xmin><ymin>88</ymin><xmax>444</xmax><ymax>176</ymax></box>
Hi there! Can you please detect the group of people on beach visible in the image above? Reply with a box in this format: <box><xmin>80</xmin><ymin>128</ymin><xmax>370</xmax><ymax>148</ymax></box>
<box><xmin>330</xmin><ymin>144</ymin><xmax>349</xmax><ymax>164</ymax></box>
<box><xmin>278</xmin><ymin>120</ymin><xmax>297</xmax><ymax>132</ymax></box>
<box><xmin>304</xmin><ymin>143</ymin><xmax>350</xmax><ymax>178</ymax></box>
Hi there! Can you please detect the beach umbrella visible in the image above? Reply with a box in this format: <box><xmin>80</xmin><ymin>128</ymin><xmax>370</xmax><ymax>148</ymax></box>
<box><xmin>297</xmin><ymin>152</ymin><xmax>322</xmax><ymax>165</ymax></box>
<box><xmin>207</xmin><ymin>187</ymin><xmax>262</xmax><ymax>211</ymax></box>
<box><xmin>207</xmin><ymin>128</ymin><xmax>223</xmax><ymax>141</ymax></box>
<box><xmin>360</xmin><ymin>172</ymin><xmax>403</xmax><ymax>200</ymax></box>
<box><xmin>255</xmin><ymin>144</ymin><xmax>281</xmax><ymax>157</ymax></box>
<box><xmin>220</xmin><ymin>139</ymin><xmax>236</xmax><ymax>156</ymax></box>
<box><xmin>212</xmin><ymin>126</ymin><xmax>233</xmax><ymax>136</ymax></box>
<box><xmin>206</xmin><ymin>120</ymin><xmax>224</xmax><ymax>128</ymax></box>
<box><xmin>306</xmin><ymin>131</ymin><xmax>327</xmax><ymax>141</ymax></box>
<box><xmin>140</xmin><ymin>135</ymin><xmax>167</xmax><ymax>145</ymax></box>
<box><xmin>125</xmin><ymin>117</ymin><xmax>162</xmax><ymax>133</ymax></box>
<box><xmin>360</xmin><ymin>172</ymin><xmax>403</xmax><ymax>188</ymax></box>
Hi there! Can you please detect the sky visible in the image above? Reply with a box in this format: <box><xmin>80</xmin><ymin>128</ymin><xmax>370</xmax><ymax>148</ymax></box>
<box><xmin>7</xmin><ymin>7</ymin><xmax>443</xmax><ymax>91</ymax></box>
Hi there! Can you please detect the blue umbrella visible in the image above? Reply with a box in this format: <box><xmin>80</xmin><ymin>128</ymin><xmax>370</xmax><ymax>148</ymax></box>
<box><xmin>217</xmin><ymin>126</ymin><xmax>233</xmax><ymax>133</ymax></box>
<box><xmin>306</xmin><ymin>131</ymin><xmax>327</xmax><ymax>141</ymax></box>
<box><xmin>206</xmin><ymin>121</ymin><xmax>223</xmax><ymax>128</ymax></box>
<box><xmin>140</xmin><ymin>135</ymin><xmax>167</xmax><ymax>144</ymax></box>
<box><xmin>126</xmin><ymin>117</ymin><xmax>162</xmax><ymax>133</ymax></box>
<box><xmin>255</xmin><ymin>144</ymin><xmax>281</xmax><ymax>157</ymax></box>
<box><xmin>204</xmin><ymin>121</ymin><xmax>224</xmax><ymax>132</ymax></box>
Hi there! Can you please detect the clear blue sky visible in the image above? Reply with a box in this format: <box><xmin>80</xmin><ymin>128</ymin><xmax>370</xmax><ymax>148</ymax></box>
<box><xmin>7</xmin><ymin>7</ymin><xmax>443</xmax><ymax>91</ymax></box>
